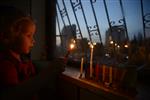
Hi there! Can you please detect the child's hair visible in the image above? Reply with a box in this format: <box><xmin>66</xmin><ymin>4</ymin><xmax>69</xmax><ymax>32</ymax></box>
<box><xmin>0</xmin><ymin>6</ymin><xmax>35</xmax><ymax>52</ymax></box>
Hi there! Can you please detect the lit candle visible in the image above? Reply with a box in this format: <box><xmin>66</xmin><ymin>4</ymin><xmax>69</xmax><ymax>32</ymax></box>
<box><xmin>90</xmin><ymin>46</ymin><xmax>94</xmax><ymax>78</ymax></box>
<box><xmin>64</xmin><ymin>42</ymin><xmax>75</xmax><ymax>64</ymax></box>
<box><xmin>80</xmin><ymin>57</ymin><xmax>84</xmax><ymax>77</ymax></box>
<box><xmin>109</xmin><ymin>66</ymin><xmax>113</xmax><ymax>83</ymax></box>
<box><xmin>88</xmin><ymin>42</ymin><xmax>96</xmax><ymax>78</ymax></box>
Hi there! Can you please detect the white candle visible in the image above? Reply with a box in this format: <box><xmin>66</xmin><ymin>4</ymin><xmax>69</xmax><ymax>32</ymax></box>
<box><xmin>80</xmin><ymin>57</ymin><xmax>84</xmax><ymax>76</ymax></box>
<box><xmin>90</xmin><ymin>47</ymin><xmax>93</xmax><ymax>78</ymax></box>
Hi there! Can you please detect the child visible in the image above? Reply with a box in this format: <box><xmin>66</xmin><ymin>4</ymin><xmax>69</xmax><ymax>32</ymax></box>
<box><xmin>0</xmin><ymin>6</ymin><xmax>64</xmax><ymax>100</ymax></box>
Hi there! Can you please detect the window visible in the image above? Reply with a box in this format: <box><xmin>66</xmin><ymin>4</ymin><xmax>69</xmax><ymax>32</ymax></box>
<box><xmin>55</xmin><ymin>0</ymin><xmax>150</xmax><ymax>84</ymax></box>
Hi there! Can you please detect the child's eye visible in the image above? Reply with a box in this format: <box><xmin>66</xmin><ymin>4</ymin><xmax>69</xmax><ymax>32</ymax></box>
<box><xmin>27</xmin><ymin>34</ymin><xmax>32</xmax><ymax>38</ymax></box>
<box><xmin>25</xmin><ymin>32</ymin><xmax>34</xmax><ymax>39</ymax></box>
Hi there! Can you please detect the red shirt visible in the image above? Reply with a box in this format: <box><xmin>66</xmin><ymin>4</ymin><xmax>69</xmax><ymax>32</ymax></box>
<box><xmin>0</xmin><ymin>51</ymin><xmax>36</xmax><ymax>99</ymax></box>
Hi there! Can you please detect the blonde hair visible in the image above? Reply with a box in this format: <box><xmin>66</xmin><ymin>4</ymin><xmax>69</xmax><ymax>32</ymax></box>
<box><xmin>1</xmin><ymin>16</ymin><xmax>35</xmax><ymax>52</ymax></box>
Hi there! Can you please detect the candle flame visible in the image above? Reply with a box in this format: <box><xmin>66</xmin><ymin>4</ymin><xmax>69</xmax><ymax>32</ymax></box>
<box><xmin>110</xmin><ymin>41</ymin><xmax>114</xmax><ymax>44</ymax></box>
<box><xmin>124</xmin><ymin>44</ymin><xmax>128</xmax><ymax>48</ymax></box>
<box><xmin>90</xmin><ymin>45</ymin><xmax>94</xmax><ymax>49</ymax></box>
<box><xmin>70</xmin><ymin>43</ymin><xmax>75</xmax><ymax>50</ymax></box>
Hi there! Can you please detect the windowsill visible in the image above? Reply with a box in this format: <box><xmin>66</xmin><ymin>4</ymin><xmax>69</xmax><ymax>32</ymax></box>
<box><xmin>60</xmin><ymin>67</ymin><xmax>136</xmax><ymax>100</ymax></box>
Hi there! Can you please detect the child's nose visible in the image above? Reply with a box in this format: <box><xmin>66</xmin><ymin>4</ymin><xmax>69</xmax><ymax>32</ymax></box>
<box><xmin>32</xmin><ymin>38</ymin><xmax>35</xmax><ymax>45</ymax></box>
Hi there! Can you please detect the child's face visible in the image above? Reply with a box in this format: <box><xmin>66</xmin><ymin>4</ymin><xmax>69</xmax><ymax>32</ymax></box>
<box><xmin>20</xmin><ymin>24</ymin><xmax>36</xmax><ymax>54</ymax></box>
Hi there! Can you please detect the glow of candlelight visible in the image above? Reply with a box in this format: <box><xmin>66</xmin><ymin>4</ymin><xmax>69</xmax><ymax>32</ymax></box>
<box><xmin>64</xmin><ymin>40</ymin><xmax>75</xmax><ymax>64</ymax></box>
<box><xmin>110</xmin><ymin>40</ymin><xmax>114</xmax><ymax>44</ymax></box>
<box><xmin>69</xmin><ymin>43</ymin><xmax>75</xmax><ymax>50</ymax></box>
<box><xmin>124</xmin><ymin>44</ymin><xmax>128</xmax><ymax>48</ymax></box>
